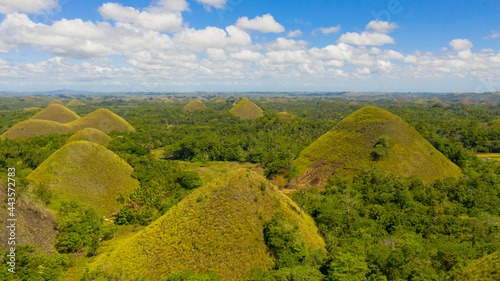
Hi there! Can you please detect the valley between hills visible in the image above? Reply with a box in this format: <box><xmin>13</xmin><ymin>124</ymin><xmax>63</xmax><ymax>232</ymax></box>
<box><xmin>0</xmin><ymin>93</ymin><xmax>499</xmax><ymax>280</ymax></box>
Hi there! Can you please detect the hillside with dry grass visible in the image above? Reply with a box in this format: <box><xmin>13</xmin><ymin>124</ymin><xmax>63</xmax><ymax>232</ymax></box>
<box><xmin>67</xmin><ymin>128</ymin><xmax>112</xmax><ymax>146</ymax></box>
<box><xmin>89</xmin><ymin>168</ymin><xmax>325</xmax><ymax>280</ymax></box>
<box><xmin>30</xmin><ymin>104</ymin><xmax>81</xmax><ymax>123</ymax></box>
<box><xmin>183</xmin><ymin>100</ymin><xmax>207</xmax><ymax>112</ymax></box>
<box><xmin>229</xmin><ymin>98</ymin><xmax>263</xmax><ymax>120</ymax></box>
<box><xmin>293</xmin><ymin>106</ymin><xmax>463</xmax><ymax>188</ymax></box>
<box><xmin>27</xmin><ymin>141</ymin><xmax>139</xmax><ymax>215</ymax></box>
<box><xmin>66</xmin><ymin>100</ymin><xmax>85</xmax><ymax>106</ymax></box>
<box><xmin>68</xmin><ymin>108</ymin><xmax>135</xmax><ymax>133</ymax></box>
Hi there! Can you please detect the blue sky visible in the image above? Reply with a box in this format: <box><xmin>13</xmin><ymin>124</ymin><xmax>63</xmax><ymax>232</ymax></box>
<box><xmin>0</xmin><ymin>0</ymin><xmax>499</xmax><ymax>92</ymax></box>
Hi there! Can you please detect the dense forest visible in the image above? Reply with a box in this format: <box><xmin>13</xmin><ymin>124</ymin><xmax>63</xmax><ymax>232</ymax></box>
<box><xmin>0</xmin><ymin>95</ymin><xmax>499</xmax><ymax>280</ymax></box>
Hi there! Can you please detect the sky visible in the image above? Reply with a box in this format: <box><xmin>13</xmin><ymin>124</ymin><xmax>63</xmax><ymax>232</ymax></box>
<box><xmin>0</xmin><ymin>0</ymin><xmax>499</xmax><ymax>93</ymax></box>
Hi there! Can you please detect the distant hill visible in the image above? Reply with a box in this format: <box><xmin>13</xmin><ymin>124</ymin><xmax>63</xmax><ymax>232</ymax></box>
<box><xmin>293</xmin><ymin>107</ymin><xmax>462</xmax><ymax>188</ymax></box>
<box><xmin>48</xmin><ymin>100</ymin><xmax>63</xmax><ymax>105</ymax></box>
<box><xmin>89</xmin><ymin>169</ymin><xmax>325</xmax><ymax>280</ymax></box>
<box><xmin>2</xmin><ymin>108</ymin><xmax>135</xmax><ymax>139</ymax></box>
<box><xmin>0</xmin><ymin>181</ymin><xmax>57</xmax><ymax>252</ymax></box>
<box><xmin>183</xmin><ymin>100</ymin><xmax>207</xmax><ymax>112</ymax></box>
<box><xmin>67</xmin><ymin>128</ymin><xmax>112</xmax><ymax>146</ymax></box>
<box><xmin>460</xmin><ymin>251</ymin><xmax>500</xmax><ymax>281</ymax></box>
<box><xmin>27</xmin><ymin>141</ymin><xmax>139</xmax><ymax>215</ymax></box>
<box><xmin>66</xmin><ymin>100</ymin><xmax>85</xmax><ymax>106</ymax></box>
<box><xmin>30</xmin><ymin>104</ymin><xmax>80</xmax><ymax>123</ymax></box>
<box><xmin>229</xmin><ymin>98</ymin><xmax>263</xmax><ymax>120</ymax></box>
<box><xmin>68</xmin><ymin>108</ymin><xmax>135</xmax><ymax>133</ymax></box>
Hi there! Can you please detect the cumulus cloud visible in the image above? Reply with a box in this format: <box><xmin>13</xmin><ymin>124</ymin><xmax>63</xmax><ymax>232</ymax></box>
<box><xmin>99</xmin><ymin>2</ymin><xmax>185</xmax><ymax>32</ymax></box>
<box><xmin>0</xmin><ymin>0</ymin><xmax>59</xmax><ymax>14</ymax></box>
<box><xmin>311</xmin><ymin>25</ymin><xmax>341</xmax><ymax>36</ymax></box>
<box><xmin>338</xmin><ymin>32</ymin><xmax>395</xmax><ymax>46</ymax></box>
<box><xmin>196</xmin><ymin>0</ymin><xmax>226</xmax><ymax>10</ymax></box>
<box><xmin>449</xmin><ymin>39</ymin><xmax>473</xmax><ymax>51</ymax></box>
<box><xmin>235</xmin><ymin>14</ymin><xmax>284</xmax><ymax>33</ymax></box>
<box><xmin>287</xmin><ymin>29</ymin><xmax>303</xmax><ymax>38</ymax></box>
<box><xmin>366</xmin><ymin>20</ymin><xmax>398</xmax><ymax>33</ymax></box>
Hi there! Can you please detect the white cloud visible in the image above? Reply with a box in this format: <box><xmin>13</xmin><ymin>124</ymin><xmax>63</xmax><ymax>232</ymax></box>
<box><xmin>266</xmin><ymin>38</ymin><xmax>307</xmax><ymax>51</ymax></box>
<box><xmin>378</xmin><ymin>50</ymin><xmax>404</xmax><ymax>60</ymax></box>
<box><xmin>366</xmin><ymin>20</ymin><xmax>398</xmax><ymax>33</ymax></box>
<box><xmin>235</xmin><ymin>14</ymin><xmax>284</xmax><ymax>33</ymax></box>
<box><xmin>156</xmin><ymin>0</ymin><xmax>189</xmax><ymax>12</ymax></box>
<box><xmin>230</xmin><ymin>50</ymin><xmax>264</xmax><ymax>61</ymax></box>
<box><xmin>338</xmin><ymin>31</ymin><xmax>395</xmax><ymax>46</ymax></box>
<box><xmin>173</xmin><ymin>25</ymin><xmax>251</xmax><ymax>50</ymax></box>
<box><xmin>483</xmin><ymin>30</ymin><xmax>500</xmax><ymax>40</ymax></box>
<box><xmin>99</xmin><ymin>2</ymin><xmax>184</xmax><ymax>32</ymax></box>
<box><xmin>312</xmin><ymin>25</ymin><xmax>341</xmax><ymax>36</ymax></box>
<box><xmin>196</xmin><ymin>0</ymin><xmax>226</xmax><ymax>9</ymax></box>
<box><xmin>0</xmin><ymin>0</ymin><xmax>59</xmax><ymax>14</ymax></box>
<box><xmin>287</xmin><ymin>29</ymin><xmax>303</xmax><ymax>38</ymax></box>
<box><xmin>449</xmin><ymin>39</ymin><xmax>473</xmax><ymax>51</ymax></box>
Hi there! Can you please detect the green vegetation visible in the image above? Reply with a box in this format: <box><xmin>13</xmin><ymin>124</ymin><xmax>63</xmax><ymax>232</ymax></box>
<box><xmin>474</xmin><ymin>153</ymin><xmax>500</xmax><ymax>161</ymax></box>
<box><xmin>229</xmin><ymin>98</ymin><xmax>264</xmax><ymax>120</ymax></box>
<box><xmin>460</xmin><ymin>251</ymin><xmax>500</xmax><ymax>281</ymax></box>
<box><xmin>293</xmin><ymin>106</ymin><xmax>463</xmax><ymax>188</ymax></box>
<box><xmin>183</xmin><ymin>100</ymin><xmax>207</xmax><ymax>112</ymax></box>
<box><xmin>67</xmin><ymin>128</ymin><xmax>112</xmax><ymax>146</ymax></box>
<box><xmin>88</xmin><ymin>169</ymin><xmax>325</xmax><ymax>280</ymax></box>
<box><xmin>27</xmin><ymin>141</ymin><xmax>139</xmax><ymax>215</ymax></box>
<box><xmin>30</xmin><ymin>104</ymin><xmax>81</xmax><ymax>123</ymax></box>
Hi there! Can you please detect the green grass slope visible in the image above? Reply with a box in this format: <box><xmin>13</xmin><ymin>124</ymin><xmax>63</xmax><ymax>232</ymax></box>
<box><xmin>293</xmin><ymin>106</ymin><xmax>462</xmax><ymax>188</ymax></box>
<box><xmin>67</xmin><ymin>128</ymin><xmax>112</xmax><ymax>147</ymax></box>
<box><xmin>66</xmin><ymin>100</ymin><xmax>85</xmax><ymax>106</ymax></box>
<box><xmin>460</xmin><ymin>251</ymin><xmax>500</xmax><ymax>281</ymax></box>
<box><xmin>90</xmin><ymin>168</ymin><xmax>325</xmax><ymax>280</ymax></box>
<box><xmin>183</xmin><ymin>100</ymin><xmax>207</xmax><ymax>112</ymax></box>
<box><xmin>229</xmin><ymin>98</ymin><xmax>263</xmax><ymax>120</ymax></box>
<box><xmin>27</xmin><ymin>141</ymin><xmax>139</xmax><ymax>215</ymax></box>
<box><xmin>68</xmin><ymin>108</ymin><xmax>135</xmax><ymax>133</ymax></box>
<box><xmin>0</xmin><ymin>119</ymin><xmax>73</xmax><ymax>140</ymax></box>
<box><xmin>49</xmin><ymin>100</ymin><xmax>63</xmax><ymax>105</ymax></box>
<box><xmin>0</xmin><ymin>181</ymin><xmax>57</xmax><ymax>252</ymax></box>
<box><xmin>30</xmin><ymin>104</ymin><xmax>81</xmax><ymax>123</ymax></box>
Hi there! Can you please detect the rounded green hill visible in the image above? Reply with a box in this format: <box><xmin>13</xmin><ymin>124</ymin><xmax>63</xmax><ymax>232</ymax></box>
<box><xmin>67</xmin><ymin>128</ymin><xmax>112</xmax><ymax>146</ymax></box>
<box><xmin>89</xmin><ymin>168</ymin><xmax>325</xmax><ymax>280</ymax></box>
<box><xmin>68</xmin><ymin>108</ymin><xmax>135</xmax><ymax>133</ymax></box>
<box><xmin>293</xmin><ymin>106</ymin><xmax>463</xmax><ymax>188</ymax></box>
<box><xmin>49</xmin><ymin>100</ymin><xmax>63</xmax><ymax>105</ymax></box>
<box><xmin>183</xmin><ymin>100</ymin><xmax>207</xmax><ymax>112</ymax></box>
<box><xmin>229</xmin><ymin>98</ymin><xmax>263</xmax><ymax>120</ymax></box>
<box><xmin>459</xmin><ymin>251</ymin><xmax>500</xmax><ymax>281</ymax></box>
<box><xmin>30</xmin><ymin>104</ymin><xmax>81</xmax><ymax>123</ymax></box>
<box><xmin>27</xmin><ymin>141</ymin><xmax>139</xmax><ymax>215</ymax></box>
<box><xmin>66</xmin><ymin>99</ymin><xmax>85</xmax><ymax>106</ymax></box>
<box><xmin>1</xmin><ymin>119</ymin><xmax>73</xmax><ymax>140</ymax></box>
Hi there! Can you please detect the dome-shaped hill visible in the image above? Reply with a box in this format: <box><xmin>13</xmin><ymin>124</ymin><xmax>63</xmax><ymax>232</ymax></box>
<box><xmin>67</xmin><ymin>128</ymin><xmax>112</xmax><ymax>146</ymax></box>
<box><xmin>229</xmin><ymin>98</ymin><xmax>263</xmax><ymax>120</ymax></box>
<box><xmin>459</xmin><ymin>251</ymin><xmax>500</xmax><ymax>281</ymax></box>
<box><xmin>66</xmin><ymin>99</ymin><xmax>85</xmax><ymax>106</ymax></box>
<box><xmin>89</xmin><ymin>169</ymin><xmax>325</xmax><ymax>280</ymax></box>
<box><xmin>30</xmin><ymin>104</ymin><xmax>81</xmax><ymax>123</ymax></box>
<box><xmin>49</xmin><ymin>99</ymin><xmax>63</xmax><ymax>105</ymax></box>
<box><xmin>293</xmin><ymin>107</ymin><xmax>462</xmax><ymax>188</ymax></box>
<box><xmin>27</xmin><ymin>141</ymin><xmax>139</xmax><ymax>215</ymax></box>
<box><xmin>183</xmin><ymin>100</ymin><xmax>207</xmax><ymax>112</ymax></box>
<box><xmin>458</xmin><ymin>99</ymin><xmax>474</xmax><ymax>105</ymax></box>
<box><xmin>68</xmin><ymin>108</ymin><xmax>135</xmax><ymax>133</ymax></box>
<box><xmin>0</xmin><ymin>119</ymin><xmax>72</xmax><ymax>140</ymax></box>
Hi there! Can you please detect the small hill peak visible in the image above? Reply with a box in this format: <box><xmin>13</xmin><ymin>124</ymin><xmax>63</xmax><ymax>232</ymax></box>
<box><xmin>229</xmin><ymin>98</ymin><xmax>263</xmax><ymax>120</ymax></box>
<box><xmin>30</xmin><ymin>104</ymin><xmax>81</xmax><ymax>123</ymax></box>
<box><xmin>67</xmin><ymin>128</ymin><xmax>112</xmax><ymax>146</ymax></box>
<box><xmin>183</xmin><ymin>100</ymin><xmax>207</xmax><ymax>112</ymax></box>
<box><xmin>69</xmin><ymin>108</ymin><xmax>135</xmax><ymax>133</ymax></box>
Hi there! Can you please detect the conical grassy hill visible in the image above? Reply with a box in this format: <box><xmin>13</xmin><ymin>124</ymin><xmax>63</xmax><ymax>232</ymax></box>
<box><xmin>1</xmin><ymin>119</ymin><xmax>73</xmax><ymax>139</ymax></box>
<box><xmin>89</xmin><ymin>168</ymin><xmax>325</xmax><ymax>280</ymax></box>
<box><xmin>68</xmin><ymin>108</ymin><xmax>135</xmax><ymax>133</ymax></box>
<box><xmin>49</xmin><ymin>99</ymin><xmax>63</xmax><ymax>105</ymax></box>
<box><xmin>67</xmin><ymin>128</ymin><xmax>112</xmax><ymax>146</ymax></box>
<box><xmin>30</xmin><ymin>104</ymin><xmax>81</xmax><ymax>123</ymax></box>
<box><xmin>27</xmin><ymin>141</ymin><xmax>139</xmax><ymax>215</ymax></box>
<box><xmin>229</xmin><ymin>98</ymin><xmax>263</xmax><ymax>120</ymax></box>
<box><xmin>2</xmin><ymin>108</ymin><xmax>135</xmax><ymax>139</ymax></box>
<box><xmin>66</xmin><ymin>99</ymin><xmax>85</xmax><ymax>106</ymax></box>
<box><xmin>459</xmin><ymin>251</ymin><xmax>500</xmax><ymax>281</ymax></box>
<box><xmin>183</xmin><ymin>100</ymin><xmax>207</xmax><ymax>112</ymax></box>
<box><xmin>293</xmin><ymin>107</ymin><xmax>462</xmax><ymax>188</ymax></box>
